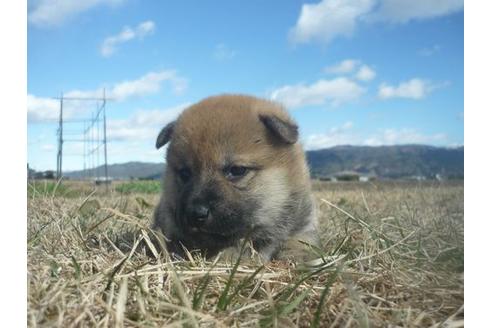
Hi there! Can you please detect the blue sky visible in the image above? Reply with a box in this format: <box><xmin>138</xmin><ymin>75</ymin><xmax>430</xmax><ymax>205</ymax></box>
<box><xmin>27</xmin><ymin>0</ymin><xmax>464</xmax><ymax>171</ymax></box>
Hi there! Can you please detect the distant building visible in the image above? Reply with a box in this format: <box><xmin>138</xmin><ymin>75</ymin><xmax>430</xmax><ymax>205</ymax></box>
<box><xmin>408</xmin><ymin>175</ymin><xmax>426</xmax><ymax>181</ymax></box>
<box><xmin>320</xmin><ymin>171</ymin><xmax>376</xmax><ymax>182</ymax></box>
<box><xmin>27</xmin><ymin>164</ymin><xmax>35</xmax><ymax>180</ymax></box>
<box><xmin>31</xmin><ymin>170</ymin><xmax>56</xmax><ymax>180</ymax></box>
<box><xmin>94</xmin><ymin>176</ymin><xmax>113</xmax><ymax>185</ymax></box>
<box><xmin>318</xmin><ymin>176</ymin><xmax>337</xmax><ymax>182</ymax></box>
<box><xmin>142</xmin><ymin>173</ymin><xmax>162</xmax><ymax>180</ymax></box>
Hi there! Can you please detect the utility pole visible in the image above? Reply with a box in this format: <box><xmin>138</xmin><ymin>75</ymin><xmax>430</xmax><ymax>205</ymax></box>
<box><xmin>83</xmin><ymin>120</ymin><xmax>86</xmax><ymax>179</ymax></box>
<box><xmin>91</xmin><ymin>112</ymin><xmax>95</xmax><ymax>179</ymax></box>
<box><xmin>103</xmin><ymin>88</ymin><xmax>109</xmax><ymax>191</ymax></box>
<box><xmin>56</xmin><ymin>93</ymin><xmax>63</xmax><ymax>179</ymax></box>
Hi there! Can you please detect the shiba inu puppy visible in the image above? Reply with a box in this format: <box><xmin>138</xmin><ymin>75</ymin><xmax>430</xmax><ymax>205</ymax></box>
<box><xmin>154</xmin><ymin>95</ymin><xmax>318</xmax><ymax>261</ymax></box>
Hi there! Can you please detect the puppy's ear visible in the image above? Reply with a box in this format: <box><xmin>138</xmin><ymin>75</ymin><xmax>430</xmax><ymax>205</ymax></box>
<box><xmin>259</xmin><ymin>114</ymin><xmax>298</xmax><ymax>144</ymax></box>
<box><xmin>156</xmin><ymin>121</ymin><xmax>176</xmax><ymax>149</ymax></box>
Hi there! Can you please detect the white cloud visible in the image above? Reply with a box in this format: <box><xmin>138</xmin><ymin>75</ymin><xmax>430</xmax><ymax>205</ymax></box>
<box><xmin>106</xmin><ymin>141</ymin><xmax>162</xmax><ymax>162</ymax></box>
<box><xmin>304</xmin><ymin>123</ymin><xmax>449</xmax><ymax>150</ymax></box>
<box><xmin>66</xmin><ymin>70</ymin><xmax>187</xmax><ymax>100</ymax></box>
<box><xmin>304</xmin><ymin>134</ymin><xmax>350</xmax><ymax>150</ymax></box>
<box><xmin>27</xmin><ymin>93</ymin><xmax>102</xmax><ymax>124</ymax></box>
<box><xmin>304</xmin><ymin>121</ymin><xmax>355</xmax><ymax>149</ymax></box>
<box><xmin>28</xmin><ymin>70</ymin><xmax>188</xmax><ymax>122</ymax></box>
<box><xmin>338</xmin><ymin>121</ymin><xmax>354</xmax><ymax>131</ymax></box>
<box><xmin>28</xmin><ymin>0</ymin><xmax>125</xmax><ymax>28</ymax></box>
<box><xmin>109</xmin><ymin>70</ymin><xmax>187</xmax><ymax>99</ymax></box>
<box><xmin>107</xmin><ymin>103</ymin><xmax>190</xmax><ymax>142</ymax></box>
<box><xmin>41</xmin><ymin>144</ymin><xmax>56</xmax><ymax>152</ymax></box>
<box><xmin>289</xmin><ymin>0</ymin><xmax>463</xmax><ymax>45</ymax></box>
<box><xmin>355</xmin><ymin>65</ymin><xmax>376</xmax><ymax>81</ymax></box>
<box><xmin>363</xmin><ymin>129</ymin><xmax>448</xmax><ymax>146</ymax></box>
<box><xmin>27</xmin><ymin>94</ymin><xmax>60</xmax><ymax>122</ymax></box>
<box><xmin>324</xmin><ymin>60</ymin><xmax>376</xmax><ymax>82</ymax></box>
<box><xmin>289</xmin><ymin>0</ymin><xmax>375</xmax><ymax>45</ymax></box>
<box><xmin>378</xmin><ymin>78</ymin><xmax>437</xmax><ymax>100</ymax></box>
<box><xmin>101</xmin><ymin>20</ymin><xmax>155</xmax><ymax>57</ymax></box>
<box><xmin>371</xmin><ymin>0</ymin><xmax>463</xmax><ymax>23</ymax></box>
<box><xmin>270</xmin><ymin>77</ymin><xmax>365</xmax><ymax>108</ymax></box>
<box><xmin>418</xmin><ymin>44</ymin><xmax>441</xmax><ymax>57</ymax></box>
<box><xmin>213</xmin><ymin>43</ymin><xmax>237</xmax><ymax>61</ymax></box>
<box><xmin>324</xmin><ymin>59</ymin><xmax>360</xmax><ymax>74</ymax></box>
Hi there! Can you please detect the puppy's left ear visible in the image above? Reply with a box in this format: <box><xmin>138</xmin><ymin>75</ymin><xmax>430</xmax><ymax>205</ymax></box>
<box><xmin>259</xmin><ymin>114</ymin><xmax>298</xmax><ymax>144</ymax></box>
<box><xmin>156</xmin><ymin>121</ymin><xmax>176</xmax><ymax>149</ymax></box>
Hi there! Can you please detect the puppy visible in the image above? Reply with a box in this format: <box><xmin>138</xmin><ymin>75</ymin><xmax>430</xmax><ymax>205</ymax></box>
<box><xmin>153</xmin><ymin>95</ymin><xmax>318</xmax><ymax>261</ymax></box>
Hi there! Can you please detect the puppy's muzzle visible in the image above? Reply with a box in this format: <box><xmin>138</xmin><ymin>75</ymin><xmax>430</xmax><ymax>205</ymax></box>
<box><xmin>187</xmin><ymin>203</ymin><xmax>211</xmax><ymax>228</ymax></box>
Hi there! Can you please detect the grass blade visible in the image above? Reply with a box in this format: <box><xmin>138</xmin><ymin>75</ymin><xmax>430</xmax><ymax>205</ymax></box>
<box><xmin>310</xmin><ymin>271</ymin><xmax>339</xmax><ymax>328</ymax></box>
<box><xmin>70</xmin><ymin>255</ymin><xmax>81</xmax><ymax>280</ymax></box>
<box><xmin>192</xmin><ymin>260</ymin><xmax>221</xmax><ymax>310</ymax></box>
<box><xmin>226</xmin><ymin>265</ymin><xmax>264</xmax><ymax>306</ymax></box>
<box><xmin>279</xmin><ymin>287</ymin><xmax>311</xmax><ymax>316</ymax></box>
<box><xmin>217</xmin><ymin>237</ymin><xmax>250</xmax><ymax>311</ymax></box>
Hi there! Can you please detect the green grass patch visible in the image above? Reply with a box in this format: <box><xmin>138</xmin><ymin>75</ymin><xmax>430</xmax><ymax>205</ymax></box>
<box><xmin>115</xmin><ymin>180</ymin><xmax>161</xmax><ymax>194</ymax></box>
<box><xmin>27</xmin><ymin>180</ymin><xmax>81</xmax><ymax>198</ymax></box>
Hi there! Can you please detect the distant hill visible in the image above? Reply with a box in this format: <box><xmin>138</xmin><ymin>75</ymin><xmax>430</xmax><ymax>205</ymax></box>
<box><xmin>63</xmin><ymin>145</ymin><xmax>464</xmax><ymax>180</ymax></box>
<box><xmin>64</xmin><ymin>161</ymin><xmax>164</xmax><ymax>180</ymax></box>
<box><xmin>307</xmin><ymin>145</ymin><xmax>464</xmax><ymax>179</ymax></box>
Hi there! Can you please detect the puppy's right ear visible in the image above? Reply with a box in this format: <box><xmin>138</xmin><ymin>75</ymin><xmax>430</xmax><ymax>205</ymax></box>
<box><xmin>259</xmin><ymin>114</ymin><xmax>298</xmax><ymax>144</ymax></box>
<box><xmin>156</xmin><ymin>121</ymin><xmax>176</xmax><ymax>149</ymax></box>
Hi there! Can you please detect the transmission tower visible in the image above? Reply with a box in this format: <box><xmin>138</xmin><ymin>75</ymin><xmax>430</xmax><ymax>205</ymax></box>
<box><xmin>55</xmin><ymin>90</ymin><xmax>111</xmax><ymax>190</ymax></box>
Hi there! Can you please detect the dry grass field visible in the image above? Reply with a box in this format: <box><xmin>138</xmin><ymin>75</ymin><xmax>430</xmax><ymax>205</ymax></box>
<box><xmin>27</xmin><ymin>179</ymin><xmax>464</xmax><ymax>327</ymax></box>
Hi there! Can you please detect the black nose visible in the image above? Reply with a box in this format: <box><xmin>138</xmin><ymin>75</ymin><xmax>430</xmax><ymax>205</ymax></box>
<box><xmin>189</xmin><ymin>204</ymin><xmax>210</xmax><ymax>226</ymax></box>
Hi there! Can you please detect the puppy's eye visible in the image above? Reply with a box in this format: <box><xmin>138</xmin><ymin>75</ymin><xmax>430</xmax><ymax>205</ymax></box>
<box><xmin>177</xmin><ymin>167</ymin><xmax>191</xmax><ymax>182</ymax></box>
<box><xmin>224</xmin><ymin>166</ymin><xmax>249</xmax><ymax>181</ymax></box>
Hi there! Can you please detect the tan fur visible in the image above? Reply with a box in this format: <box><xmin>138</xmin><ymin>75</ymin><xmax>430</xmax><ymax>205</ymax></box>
<box><xmin>154</xmin><ymin>94</ymin><xmax>319</xmax><ymax>261</ymax></box>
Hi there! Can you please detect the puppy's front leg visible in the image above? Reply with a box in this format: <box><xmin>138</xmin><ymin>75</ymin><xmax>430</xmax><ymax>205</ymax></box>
<box><xmin>257</xmin><ymin>243</ymin><xmax>281</xmax><ymax>262</ymax></box>
<box><xmin>252</xmin><ymin>235</ymin><xmax>283</xmax><ymax>262</ymax></box>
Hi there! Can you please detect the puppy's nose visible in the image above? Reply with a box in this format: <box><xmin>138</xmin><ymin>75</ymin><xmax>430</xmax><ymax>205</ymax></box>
<box><xmin>189</xmin><ymin>204</ymin><xmax>210</xmax><ymax>226</ymax></box>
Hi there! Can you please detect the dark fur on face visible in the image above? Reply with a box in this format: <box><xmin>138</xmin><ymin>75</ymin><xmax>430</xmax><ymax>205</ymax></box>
<box><xmin>153</xmin><ymin>95</ymin><xmax>318</xmax><ymax>260</ymax></box>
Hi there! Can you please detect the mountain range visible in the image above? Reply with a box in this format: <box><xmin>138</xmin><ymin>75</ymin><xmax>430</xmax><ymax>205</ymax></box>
<box><xmin>63</xmin><ymin>145</ymin><xmax>464</xmax><ymax>180</ymax></box>
<box><xmin>307</xmin><ymin>145</ymin><xmax>463</xmax><ymax>179</ymax></box>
